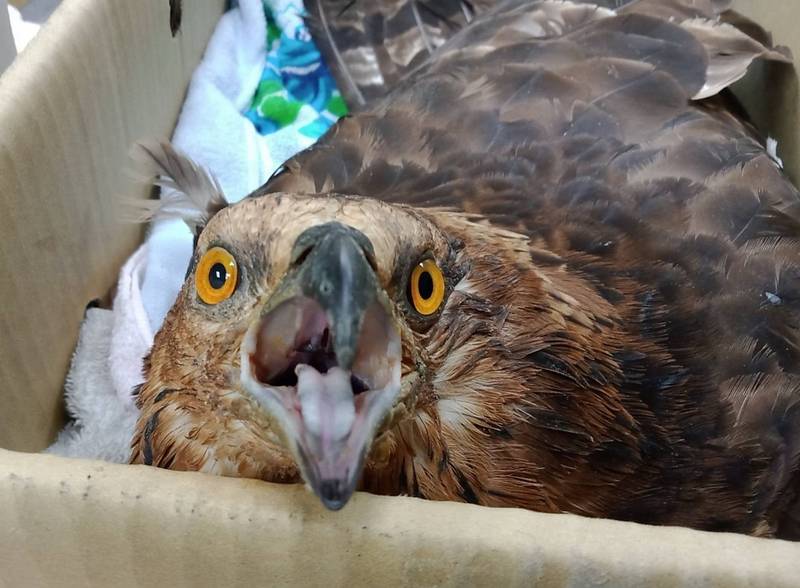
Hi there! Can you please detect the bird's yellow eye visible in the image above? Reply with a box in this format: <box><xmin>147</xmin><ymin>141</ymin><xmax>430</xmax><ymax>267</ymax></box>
<box><xmin>195</xmin><ymin>247</ymin><xmax>238</xmax><ymax>305</ymax></box>
<box><xmin>409</xmin><ymin>259</ymin><xmax>446</xmax><ymax>316</ymax></box>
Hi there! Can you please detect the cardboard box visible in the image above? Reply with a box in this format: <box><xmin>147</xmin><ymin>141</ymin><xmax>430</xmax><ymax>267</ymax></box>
<box><xmin>0</xmin><ymin>1</ymin><xmax>798</xmax><ymax>585</ymax></box>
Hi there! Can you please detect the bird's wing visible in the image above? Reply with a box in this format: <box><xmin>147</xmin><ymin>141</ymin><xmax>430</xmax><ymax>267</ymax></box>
<box><xmin>305</xmin><ymin>0</ymin><xmax>749</xmax><ymax>108</ymax></box>
<box><xmin>305</xmin><ymin>0</ymin><xmax>501</xmax><ymax>107</ymax></box>
<box><xmin>269</xmin><ymin>0</ymin><xmax>789</xmax><ymax>204</ymax></box>
<box><xmin>264</xmin><ymin>0</ymin><xmax>800</xmax><ymax>535</ymax></box>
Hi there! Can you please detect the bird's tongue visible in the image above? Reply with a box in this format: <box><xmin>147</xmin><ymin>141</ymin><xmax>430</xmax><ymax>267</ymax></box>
<box><xmin>295</xmin><ymin>365</ymin><xmax>355</xmax><ymax>450</ymax></box>
<box><xmin>293</xmin><ymin>365</ymin><xmax>382</xmax><ymax>508</ymax></box>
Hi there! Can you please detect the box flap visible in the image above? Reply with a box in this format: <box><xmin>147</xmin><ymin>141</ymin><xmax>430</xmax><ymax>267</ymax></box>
<box><xmin>0</xmin><ymin>449</ymin><xmax>798</xmax><ymax>587</ymax></box>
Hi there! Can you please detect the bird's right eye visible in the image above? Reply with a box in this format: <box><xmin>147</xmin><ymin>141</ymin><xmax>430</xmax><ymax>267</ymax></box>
<box><xmin>196</xmin><ymin>247</ymin><xmax>238</xmax><ymax>305</ymax></box>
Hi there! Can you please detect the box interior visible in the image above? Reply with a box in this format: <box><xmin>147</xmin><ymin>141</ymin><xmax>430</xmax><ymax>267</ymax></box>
<box><xmin>0</xmin><ymin>0</ymin><xmax>798</xmax><ymax>585</ymax></box>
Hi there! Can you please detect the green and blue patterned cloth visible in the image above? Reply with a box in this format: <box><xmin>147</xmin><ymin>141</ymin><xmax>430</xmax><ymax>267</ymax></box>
<box><xmin>243</xmin><ymin>0</ymin><xmax>349</xmax><ymax>140</ymax></box>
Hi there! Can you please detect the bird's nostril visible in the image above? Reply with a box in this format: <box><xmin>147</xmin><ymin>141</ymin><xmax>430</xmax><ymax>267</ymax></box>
<box><xmin>291</xmin><ymin>245</ymin><xmax>314</xmax><ymax>267</ymax></box>
<box><xmin>361</xmin><ymin>248</ymin><xmax>379</xmax><ymax>273</ymax></box>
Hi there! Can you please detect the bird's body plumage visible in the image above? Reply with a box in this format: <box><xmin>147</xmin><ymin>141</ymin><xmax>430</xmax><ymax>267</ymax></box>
<box><xmin>133</xmin><ymin>0</ymin><xmax>800</xmax><ymax>539</ymax></box>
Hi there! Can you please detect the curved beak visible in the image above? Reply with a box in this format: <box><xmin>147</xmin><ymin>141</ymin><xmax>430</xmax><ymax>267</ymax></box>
<box><xmin>240</xmin><ymin>223</ymin><xmax>402</xmax><ymax>510</ymax></box>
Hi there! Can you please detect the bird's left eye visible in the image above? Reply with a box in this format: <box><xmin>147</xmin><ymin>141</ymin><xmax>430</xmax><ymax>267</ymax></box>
<box><xmin>408</xmin><ymin>259</ymin><xmax>446</xmax><ymax>316</ymax></box>
<box><xmin>196</xmin><ymin>247</ymin><xmax>238</xmax><ymax>305</ymax></box>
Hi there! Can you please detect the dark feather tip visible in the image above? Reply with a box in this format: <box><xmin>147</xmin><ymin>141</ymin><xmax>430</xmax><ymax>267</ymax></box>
<box><xmin>169</xmin><ymin>0</ymin><xmax>182</xmax><ymax>37</ymax></box>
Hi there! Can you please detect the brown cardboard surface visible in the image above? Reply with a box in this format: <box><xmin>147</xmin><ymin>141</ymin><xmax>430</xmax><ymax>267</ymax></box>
<box><xmin>0</xmin><ymin>0</ymin><xmax>224</xmax><ymax>451</ymax></box>
<box><xmin>0</xmin><ymin>449</ymin><xmax>798</xmax><ymax>588</ymax></box>
<box><xmin>0</xmin><ymin>0</ymin><xmax>799</xmax><ymax>586</ymax></box>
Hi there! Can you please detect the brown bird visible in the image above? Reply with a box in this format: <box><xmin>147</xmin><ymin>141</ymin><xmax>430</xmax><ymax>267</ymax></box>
<box><xmin>131</xmin><ymin>0</ymin><xmax>800</xmax><ymax>539</ymax></box>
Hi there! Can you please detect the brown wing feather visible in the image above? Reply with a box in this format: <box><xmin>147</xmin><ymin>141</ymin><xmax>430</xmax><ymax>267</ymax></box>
<box><xmin>306</xmin><ymin>0</ymin><xmax>768</xmax><ymax>108</ymax></box>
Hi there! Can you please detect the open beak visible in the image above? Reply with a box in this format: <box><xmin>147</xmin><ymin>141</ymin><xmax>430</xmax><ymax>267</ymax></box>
<box><xmin>240</xmin><ymin>223</ymin><xmax>401</xmax><ymax>510</ymax></box>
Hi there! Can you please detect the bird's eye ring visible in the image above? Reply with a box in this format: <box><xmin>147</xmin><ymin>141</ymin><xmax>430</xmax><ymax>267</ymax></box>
<box><xmin>196</xmin><ymin>247</ymin><xmax>238</xmax><ymax>305</ymax></box>
<box><xmin>409</xmin><ymin>259</ymin><xmax>445</xmax><ymax>316</ymax></box>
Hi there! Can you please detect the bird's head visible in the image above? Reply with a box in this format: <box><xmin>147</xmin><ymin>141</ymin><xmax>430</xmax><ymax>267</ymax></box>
<box><xmin>224</xmin><ymin>194</ymin><xmax>461</xmax><ymax>509</ymax></box>
<box><xmin>145</xmin><ymin>184</ymin><xmax>529</xmax><ymax>510</ymax></box>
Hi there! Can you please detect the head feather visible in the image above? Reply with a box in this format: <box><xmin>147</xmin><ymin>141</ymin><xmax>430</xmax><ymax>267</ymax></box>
<box><xmin>124</xmin><ymin>140</ymin><xmax>228</xmax><ymax>232</ymax></box>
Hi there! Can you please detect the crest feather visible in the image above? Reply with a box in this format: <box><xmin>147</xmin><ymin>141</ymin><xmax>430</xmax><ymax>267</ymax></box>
<box><xmin>124</xmin><ymin>140</ymin><xmax>228</xmax><ymax>232</ymax></box>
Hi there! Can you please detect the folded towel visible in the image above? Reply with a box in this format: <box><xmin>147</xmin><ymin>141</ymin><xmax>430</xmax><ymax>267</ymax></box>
<box><xmin>109</xmin><ymin>244</ymin><xmax>154</xmax><ymax>406</ymax></box>
<box><xmin>44</xmin><ymin>307</ymin><xmax>139</xmax><ymax>462</ymax></box>
<box><xmin>47</xmin><ymin>0</ymin><xmax>348</xmax><ymax>459</ymax></box>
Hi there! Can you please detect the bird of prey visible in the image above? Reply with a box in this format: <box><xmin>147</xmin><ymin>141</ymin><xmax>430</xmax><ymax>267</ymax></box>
<box><xmin>131</xmin><ymin>0</ymin><xmax>800</xmax><ymax>539</ymax></box>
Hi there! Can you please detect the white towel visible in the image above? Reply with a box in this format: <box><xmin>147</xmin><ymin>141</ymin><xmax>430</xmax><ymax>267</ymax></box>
<box><xmin>45</xmin><ymin>307</ymin><xmax>139</xmax><ymax>462</ymax></box>
<box><xmin>108</xmin><ymin>244</ymin><xmax>154</xmax><ymax>405</ymax></box>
